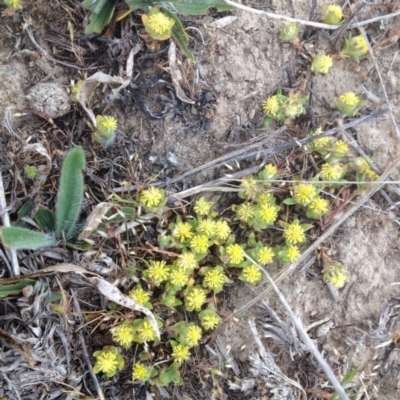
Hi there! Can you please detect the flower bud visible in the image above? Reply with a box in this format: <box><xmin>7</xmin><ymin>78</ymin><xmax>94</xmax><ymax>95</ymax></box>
<box><xmin>322</xmin><ymin>5</ymin><xmax>343</xmax><ymax>25</ymax></box>
<box><xmin>280</xmin><ymin>22</ymin><xmax>298</xmax><ymax>40</ymax></box>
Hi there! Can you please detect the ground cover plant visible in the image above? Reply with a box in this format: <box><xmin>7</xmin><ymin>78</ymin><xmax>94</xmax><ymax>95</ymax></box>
<box><xmin>0</xmin><ymin>0</ymin><xmax>400</xmax><ymax>399</ymax></box>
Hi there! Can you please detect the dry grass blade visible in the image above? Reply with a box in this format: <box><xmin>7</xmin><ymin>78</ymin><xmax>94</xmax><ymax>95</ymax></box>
<box><xmin>243</xmin><ymin>252</ymin><xmax>349</xmax><ymax>400</ymax></box>
<box><xmin>78</xmin><ymin>202</ymin><xmax>114</xmax><ymax>240</ymax></box>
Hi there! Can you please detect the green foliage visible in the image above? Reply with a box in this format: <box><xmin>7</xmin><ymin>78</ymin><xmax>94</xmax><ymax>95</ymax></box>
<box><xmin>280</xmin><ymin>22</ymin><xmax>298</xmax><ymax>40</ymax></box>
<box><xmin>56</xmin><ymin>147</ymin><xmax>86</xmax><ymax>240</ymax></box>
<box><xmin>0</xmin><ymin>227</ymin><xmax>55</xmax><ymax>250</ymax></box>
<box><xmin>83</xmin><ymin>0</ymin><xmax>116</xmax><ymax>34</ymax></box>
<box><xmin>0</xmin><ymin>279</ymin><xmax>36</xmax><ymax>298</ymax></box>
<box><xmin>35</xmin><ymin>209</ymin><xmax>56</xmax><ymax>231</ymax></box>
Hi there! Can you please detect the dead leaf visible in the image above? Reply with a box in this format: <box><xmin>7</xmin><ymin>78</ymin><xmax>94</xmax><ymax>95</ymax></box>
<box><xmin>78</xmin><ymin>202</ymin><xmax>114</xmax><ymax>240</ymax></box>
<box><xmin>0</xmin><ymin>326</ymin><xmax>36</xmax><ymax>366</ymax></box>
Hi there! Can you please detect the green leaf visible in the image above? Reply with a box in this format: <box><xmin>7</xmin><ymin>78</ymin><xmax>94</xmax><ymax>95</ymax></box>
<box><xmin>35</xmin><ymin>209</ymin><xmax>56</xmax><ymax>231</ymax></box>
<box><xmin>283</xmin><ymin>197</ymin><xmax>297</xmax><ymax>205</ymax></box>
<box><xmin>45</xmin><ymin>292</ymin><xmax>63</xmax><ymax>302</ymax></box>
<box><xmin>173</xmin><ymin>0</ymin><xmax>235</xmax><ymax>15</ymax></box>
<box><xmin>18</xmin><ymin>199</ymin><xmax>34</xmax><ymax>220</ymax></box>
<box><xmin>125</xmin><ymin>0</ymin><xmax>152</xmax><ymax>9</ymax></box>
<box><xmin>84</xmin><ymin>0</ymin><xmax>116</xmax><ymax>34</ymax></box>
<box><xmin>161</xmin><ymin>8</ymin><xmax>195</xmax><ymax>62</ymax></box>
<box><xmin>56</xmin><ymin>147</ymin><xmax>85</xmax><ymax>240</ymax></box>
<box><xmin>0</xmin><ymin>227</ymin><xmax>55</xmax><ymax>249</ymax></box>
<box><xmin>0</xmin><ymin>279</ymin><xmax>36</xmax><ymax>298</ymax></box>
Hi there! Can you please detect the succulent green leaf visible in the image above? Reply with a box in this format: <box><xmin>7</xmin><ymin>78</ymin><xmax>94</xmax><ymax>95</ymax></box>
<box><xmin>83</xmin><ymin>0</ymin><xmax>116</xmax><ymax>34</ymax></box>
<box><xmin>161</xmin><ymin>8</ymin><xmax>195</xmax><ymax>62</ymax></box>
<box><xmin>35</xmin><ymin>209</ymin><xmax>56</xmax><ymax>231</ymax></box>
<box><xmin>0</xmin><ymin>279</ymin><xmax>36</xmax><ymax>298</ymax></box>
<box><xmin>0</xmin><ymin>227</ymin><xmax>55</xmax><ymax>249</ymax></box>
<box><xmin>283</xmin><ymin>198</ymin><xmax>297</xmax><ymax>205</ymax></box>
<box><xmin>56</xmin><ymin>147</ymin><xmax>86</xmax><ymax>240</ymax></box>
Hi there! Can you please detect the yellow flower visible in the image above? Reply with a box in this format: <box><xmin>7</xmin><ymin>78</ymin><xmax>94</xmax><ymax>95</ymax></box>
<box><xmin>176</xmin><ymin>252</ymin><xmax>197</xmax><ymax>271</ymax></box>
<box><xmin>257</xmin><ymin>247</ymin><xmax>274</xmax><ymax>265</ymax></box>
<box><xmin>294</xmin><ymin>184</ymin><xmax>317</xmax><ymax>204</ymax></box>
<box><xmin>190</xmin><ymin>235</ymin><xmax>209</xmax><ymax>253</ymax></box>
<box><xmin>169</xmin><ymin>267</ymin><xmax>188</xmax><ymax>287</ymax></box>
<box><xmin>185</xmin><ymin>326</ymin><xmax>202</xmax><ymax>347</ymax></box>
<box><xmin>240</xmin><ymin>177</ymin><xmax>257</xmax><ymax>197</ymax></box>
<box><xmin>323</xmin><ymin>262</ymin><xmax>347</xmax><ymax>289</ymax></box>
<box><xmin>258</xmin><ymin>203</ymin><xmax>278</xmax><ymax>224</ymax></box>
<box><xmin>173</xmin><ymin>221</ymin><xmax>194</xmax><ymax>242</ymax></box>
<box><xmin>214</xmin><ymin>220</ymin><xmax>231</xmax><ymax>240</ymax></box>
<box><xmin>193</xmin><ymin>197</ymin><xmax>213</xmax><ymax>215</ymax></box>
<box><xmin>242</xmin><ymin>264</ymin><xmax>262</xmax><ymax>285</ymax></box>
<box><xmin>287</xmin><ymin>245</ymin><xmax>300</xmax><ymax>262</ymax></box>
<box><xmin>257</xmin><ymin>192</ymin><xmax>275</xmax><ymax>205</ymax></box>
<box><xmin>334</xmin><ymin>140</ymin><xmax>349</xmax><ymax>154</ymax></box>
<box><xmin>142</xmin><ymin>8</ymin><xmax>175</xmax><ymax>40</ymax></box>
<box><xmin>172</xmin><ymin>344</ymin><xmax>191</xmax><ymax>364</ymax></box>
<box><xmin>283</xmin><ymin>222</ymin><xmax>306</xmax><ymax>245</ymax></box>
<box><xmin>309</xmin><ymin>198</ymin><xmax>329</xmax><ymax>215</ymax></box>
<box><xmin>354</xmin><ymin>36</ymin><xmax>368</xmax><ymax>54</ymax></box>
<box><xmin>311</xmin><ymin>52</ymin><xmax>333</xmax><ymax>75</ymax></box>
<box><xmin>198</xmin><ymin>218</ymin><xmax>216</xmax><ymax>237</ymax></box>
<box><xmin>129</xmin><ymin>285</ymin><xmax>150</xmax><ymax>305</ymax></box>
<box><xmin>262</xmin><ymin>95</ymin><xmax>280</xmax><ymax>116</ymax></box>
<box><xmin>133</xmin><ymin>363</ymin><xmax>150</xmax><ymax>381</ymax></box>
<box><xmin>226</xmin><ymin>244</ymin><xmax>244</xmax><ymax>265</ymax></box>
<box><xmin>112</xmin><ymin>322</ymin><xmax>134</xmax><ymax>348</ymax></box>
<box><xmin>358</xmin><ymin>158</ymin><xmax>379</xmax><ymax>180</ymax></box>
<box><xmin>137</xmin><ymin>320</ymin><xmax>156</xmax><ymax>342</ymax></box>
<box><xmin>323</xmin><ymin>5</ymin><xmax>343</xmax><ymax>24</ymax></box>
<box><xmin>200</xmin><ymin>312</ymin><xmax>221</xmax><ymax>330</ymax></box>
<box><xmin>185</xmin><ymin>288</ymin><xmax>207</xmax><ymax>311</ymax></box>
<box><xmin>97</xmin><ymin>115</ymin><xmax>118</xmax><ymax>131</ymax></box>
<box><xmin>264</xmin><ymin>164</ymin><xmax>277</xmax><ymax>175</ymax></box>
<box><xmin>95</xmin><ymin>351</ymin><xmax>118</xmax><ymax>374</ymax></box>
<box><xmin>236</xmin><ymin>203</ymin><xmax>255</xmax><ymax>222</ymax></box>
<box><xmin>203</xmin><ymin>269</ymin><xmax>225</xmax><ymax>291</ymax></box>
<box><xmin>5</xmin><ymin>0</ymin><xmax>21</xmax><ymax>9</ymax></box>
<box><xmin>140</xmin><ymin>187</ymin><xmax>163</xmax><ymax>208</ymax></box>
<box><xmin>320</xmin><ymin>163</ymin><xmax>344</xmax><ymax>180</ymax></box>
<box><xmin>339</xmin><ymin>92</ymin><xmax>359</xmax><ymax>106</ymax></box>
<box><xmin>330</xmin><ymin>274</ymin><xmax>347</xmax><ymax>289</ymax></box>
<box><xmin>147</xmin><ymin>260</ymin><xmax>169</xmax><ymax>283</ymax></box>
<box><xmin>328</xmin><ymin>5</ymin><xmax>342</xmax><ymax>18</ymax></box>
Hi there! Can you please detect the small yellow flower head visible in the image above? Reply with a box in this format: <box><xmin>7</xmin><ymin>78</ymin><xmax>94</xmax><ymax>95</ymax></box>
<box><xmin>284</xmin><ymin>102</ymin><xmax>302</xmax><ymax>119</ymax></box>
<box><xmin>283</xmin><ymin>222</ymin><xmax>306</xmax><ymax>245</ymax></box>
<box><xmin>142</xmin><ymin>8</ymin><xmax>175</xmax><ymax>41</ymax></box>
<box><xmin>341</xmin><ymin>34</ymin><xmax>369</xmax><ymax>62</ymax></box>
<box><xmin>169</xmin><ymin>267</ymin><xmax>189</xmax><ymax>288</ymax></box>
<box><xmin>241</xmin><ymin>264</ymin><xmax>262</xmax><ymax>285</ymax></box>
<box><xmin>311</xmin><ymin>52</ymin><xmax>333</xmax><ymax>75</ymax></box>
<box><xmin>185</xmin><ymin>325</ymin><xmax>202</xmax><ymax>347</ymax></box>
<box><xmin>137</xmin><ymin>320</ymin><xmax>156</xmax><ymax>342</ymax></box>
<box><xmin>5</xmin><ymin>0</ymin><xmax>21</xmax><ymax>10</ymax></box>
<box><xmin>262</xmin><ymin>95</ymin><xmax>280</xmax><ymax>117</ymax></box>
<box><xmin>140</xmin><ymin>186</ymin><xmax>164</xmax><ymax>209</ymax></box>
<box><xmin>185</xmin><ymin>287</ymin><xmax>207</xmax><ymax>311</ymax></box>
<box><xmin>334</xmin><ymin>140</ymin><xmax>349</xmax><ymax>154</ymax></box>
<box><xmin>357</xmin><ymin>158</ymin><xmax>379</xmax><ymax>180</ymax></box>
<box><xmin>203</xmin><ymin>269</ymin><xmax>225</xmax><ymax>292</ymax></box>
<box><xmin>339</xmin><ymin>92</ymin><xmax>359</xmax><ymax>106</ymax></box>
<box><xmin>294</xmin><ymin>184</ymin><xmax>317</xmax><ymax>205</ymax></box>
<box><xmin>199</xmin><ymin>310</ymin><xmax>222</xmax><ymax>330</ymax></box>
<box><xmin>173</xmin><ymin>221</ymin><xmax>194</xmax><ymax>242</ymax></box>
<box><xmin>147</xmin><ymin>260</ymin><xmax>169</xmax><ymax>283</ymax></box>
<box><xmin>95</xmin><ymin>351</ymin><xmax>118</xmax><ymax>375</ymax></box>
<box><xmin>190</xmin><ymin>235</ymin><xmax>209</xmax><ymax>254</ymax></box>
<box><xmin>112</xmin><ymin>322</ymin><xmax>134</xmax><ymax>348</ymax></box>
<box><xmin>322</xmin><ymin>5</ymin><xmax>343</xmax><ymax>25</ymax></box>
<box><xmin>129</xmin><ymin>285</ymin><xmax>150</xmax><ymax>306</ymax></box>
<box><xmin>258</xmin><ymin>203</ymin><xmax>278</xmax><ymax>225</ymax></box>
<box><xmin>214</xmin><ymin>220</ymin><xmax>231</xmax><ymax>241</ymax></box>
<box><xmin>257</xmin><ymin>247</ymin><xmax>274</xmax><ymax>265</ymax></box>
<box><xmin>336</xmin><ymin>92</ymin><xmax>364</xmax><ymax>116</ymax></box>
<box><xmin>198</xmin><ymin>218</ymin><xmax>216</xmax><ymax>237</ymax></box>
<box><xmin>193</xmin><ymin>197</ymin><xmax>213</xmax><ymax>216</ymax></box>
<box><xmin>323</xmin><ymin>262</ymin><xmax>347</xmax><ymax>289</ymax></box>
<box><xmin>240</xmin><ymin>177</ymin><xmax>258</xmax><ymax>197</ymax></box>
<box><xmin>133</xmin><ymin>363</ymin><xmax>150</xmax><ymax>381</ymax></box>
<box><xmin>176</xmin><ymin>251</ymin><xmax>198</xmax><ymax>271</ymax></box>
<box><xmin>95</xmin><ymin>115</ymin><xmax>118</xmax><ymax>144</ymax></box>
<box><xmin>257</xmin><ymin>192</ymin><xmax>275</xmax><ymax>205</ymax></box>
<box><xmin>172</xmin><ymin>343</ymin><xmax>191</xmax><ymax>364</ymax></box>
<box><xmin>264</xmin><ymin>164</ymin><xmax>278</xmax><ymax>176</ymax></box>
<box><xmin>71</xmin><ymin>80</ymin><xmax>82</xmax><ymax>102</ymax></box>
<box><xmin>320</xmin><ymin>163</ymin><xmax>345</xmax><ymax>180</ymax></box>
<box><xmin>236</xmin><ymin>203</ymin><xmax>255</xmax><ymax>222</ymax></box>
<box><xmin>226</xmin><ymin>244</ymin><xmax>245</xmax><ymax>265</ymax></box>
<box><xmin>309</xmin><ymin>198</ymin><xmax>330</xmax><ymax>216</ymax></box>
<box><xmin>280</xmin><ymin>22</ymin><xmax>299</xmax><ymax>40</ymax></box>
<box><xmin>287</xmin><ymin>245</ymin><xmax>300</xmax><ymax>262</ymax></box>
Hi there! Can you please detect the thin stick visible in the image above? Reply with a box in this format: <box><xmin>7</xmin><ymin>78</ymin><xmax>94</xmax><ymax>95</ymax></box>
<box><xmin>222</xmin><ymin>0</ymin><xmax>400</xmax><ymax>30</ymax></box>
<box><xmin>0</xmin><ymin>172</ymin><xmax>20</xmax><ymax>277</ymax></box>
<box><xmin>229</xmin><ymin>154</ymin><xmax>400</xmax><ymax>320</ymax></box>
<box><xmin>243</xmin><ymin>252</ymin><xmax>349</xmax><ymax>400</ymax></box>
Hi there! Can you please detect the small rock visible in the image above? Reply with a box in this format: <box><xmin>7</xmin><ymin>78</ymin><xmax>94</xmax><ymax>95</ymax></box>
<box><xmin>27</xmin><ymin>83</ymin><xmax>71</xmax><ymax>118</ymax></box>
